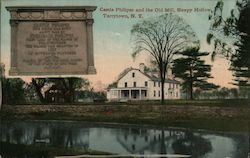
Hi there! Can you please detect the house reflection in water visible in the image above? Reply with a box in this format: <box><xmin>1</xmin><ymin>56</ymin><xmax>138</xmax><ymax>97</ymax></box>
<box><xmin>115</xmin><ymin>127</ymin><xmax>193</xmax><ymax>155</ymax></box>
<box><xmin>0</xmin><ymin>121</ymin><xmax>248</xmax><ymax>158</ymax></box>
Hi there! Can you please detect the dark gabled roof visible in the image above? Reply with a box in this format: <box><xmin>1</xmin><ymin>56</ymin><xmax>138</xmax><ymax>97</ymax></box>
<box><xmin>115</xmin><ymin>68</ymin><xmax>180</xmax><ymax>84</ymax></box>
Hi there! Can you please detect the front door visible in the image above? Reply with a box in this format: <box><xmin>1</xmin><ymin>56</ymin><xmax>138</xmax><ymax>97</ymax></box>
<box><xmin>133</xmin><ymin>91</ymin><xmax>137</xmax><ymax>99</ymax></box>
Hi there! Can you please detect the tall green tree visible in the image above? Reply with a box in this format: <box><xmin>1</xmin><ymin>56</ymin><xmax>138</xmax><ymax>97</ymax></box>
<box><xmin>172</xmin><ymin>47</ymin><xmax>216</xmax><ymax>100</ymax></box>
<box><xmin>208</xmin><ymin>0</ymin><xmax>250</xmax><ymax>87</ymax></box>
<box><xmin>131</xmin><ymin>13</ymin><xmax>198</xmax><ymax>104</ymax></box>
<box><xmin>230</xmin><ymin>1</ymin><xmax>250</xmax><ymax>87</ymax></box>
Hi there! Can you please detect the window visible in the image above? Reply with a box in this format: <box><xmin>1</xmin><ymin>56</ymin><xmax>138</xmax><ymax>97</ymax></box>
<box><xmin>158</xmin><ymin>82</ymin><xmax>160</xmax><ymax>87</ymax></box>
<box><xmin>173</xmin><ymin>84</ymin><xmax>175</xmax><ymax>90</ymax></box>
<box><xmin>132</xmin><ymin>144</ymin><xmax>135</xmax><ymax>150</ymax></box>
<box><xmin>133</xmin><ymin>82</ymin><xmax>136</xmax><ymax>87</ymax></box>
<box><xmin>176</xmin><ymin>92</ymin><xmax>178</xmax><ymax>97</ymax></box>
<box><xmin>145</xmin><ymin>91</ymin><xmax>147</xmax><ymax>97</ymax></box>
<box><xmin>124</xmin><ymin>82</ymin><xmax>127</xmax><ymax>87</ymax></box>
<box><xmin>132</xmin><ymin>72</ymin><xmax>135</xmax><ymax>78</ymax></box>
<box><xmin>158</xmin><ymin>90</ymin><xmax>160</xmax><ymax>97</ymax></box>
<box><xmin>124</xmin><ymin>135</ymin><xmax>127</xmax><ymax>140</ymax></box>
<box><xmin>154</xmin><ymin>90</ymin><xmax>156</xmax><ymax>97</ymax></box>
<box><xmin>154</xmin><ymin>82</ymin><xmax>156</xmax><ymax>87</ymax></box>
<box><xmin>145</xmin><ymin>81</ymin><xmax>148</xmax><ymax>87</ymax></box>
<box><xmin>176</xmin><ymin>84</ymin><xmax>178</xmax><ymax>89</ymax></box>
<box><xmin>124</xmin><ymin>92</ymin><xmax>128</xmax><ymax>97</ymax></box>
<box><xmin>133</xmin><ymin>92</ymin><xmax>136</xmax><ymax>98</ymax></box>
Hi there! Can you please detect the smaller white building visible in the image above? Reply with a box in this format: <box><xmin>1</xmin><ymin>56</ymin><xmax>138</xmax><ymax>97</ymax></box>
<box><xmin>107</xmin><ymin>63</ymin><xmax>181</xmax><ymax>101</ymax></box>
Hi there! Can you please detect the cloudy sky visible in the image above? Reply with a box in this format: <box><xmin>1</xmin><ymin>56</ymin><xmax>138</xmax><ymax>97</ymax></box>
<box><xmin>1</xmin><ymin>0</ymin><xmax>237</xmax><ymax>90</ymax></box>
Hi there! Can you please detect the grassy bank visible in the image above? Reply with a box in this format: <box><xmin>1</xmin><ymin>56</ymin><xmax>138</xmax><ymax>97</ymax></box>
<box><xmin>8</xmin><ymin>99</ymin><xmax>250</xmax><ymax>107</ymax></box>
<box><xmin>1</xmin><ymin>108</ymin><xmax>249</xmax><ymax>132</ymax></box>
<box><xmin>1</xmin><ymin>99</ymin><xmax>249</xmax><ymax>132</ymax></box>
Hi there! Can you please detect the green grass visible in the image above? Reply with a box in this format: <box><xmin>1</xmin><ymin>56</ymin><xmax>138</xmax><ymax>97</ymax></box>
<box><xmin>124</xmin><ymin>99</ymin><xmax>250</xmax><ymax>107</ymax></box>
<box><xmin>1</xmin><ymin>110</ymin><xmax>248</xmax><ymax>132</ymax></box>
<box><xmin>6</xmin><ymin>99</ymin><xmax>250</xmax><ymax>107</ymax></box>
<box><xmin>1</xmin><ymin>99</ymin><xmax>249</xmax><ymax>132</ymax></box>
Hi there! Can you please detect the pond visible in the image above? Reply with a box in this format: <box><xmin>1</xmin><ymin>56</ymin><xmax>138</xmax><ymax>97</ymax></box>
<box><xmin>0</xmin><ymin>120</ymin><xmax>249</xmax><ymax>158</ymax></box>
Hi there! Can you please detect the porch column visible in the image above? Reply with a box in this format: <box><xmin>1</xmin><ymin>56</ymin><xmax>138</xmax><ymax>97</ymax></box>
<box><xmin>119</xmin><ymin>90</ymin><xmax>122</xmax><ymax>99</ymax></box>
<box><xmin>115</xmin><ymin>90</ymin><xmax>119</xmax><ymax>99</ymax></box>
<box><xmin>139</xmin><ymin>89</ymin><xmax>142</xmax><ymax>100</ymax></box>
<box><xmin>129</xmin><ymin>90</ymin><xmax>131</xmax><ymax>99</ymax></box>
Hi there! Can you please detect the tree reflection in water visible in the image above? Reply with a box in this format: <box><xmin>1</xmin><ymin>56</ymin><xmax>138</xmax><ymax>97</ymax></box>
<box><xmin>172</xmin><ymin>131</ymin><xmax>212</xmax><ymax>158</ymax></box>
<box><xmin>231</xmin><ymin>134</ymin><xmax>249</xmax><ymax>158</ymax></box>
<box><xmin>160</xmin><ymin>130</ymin><xmax>166</xmax><ymax>158</ymax></box>
<box><xmin>0</xmin><ymin>121</ymin><xmax>248</xmax><ymax>158</ymax></box>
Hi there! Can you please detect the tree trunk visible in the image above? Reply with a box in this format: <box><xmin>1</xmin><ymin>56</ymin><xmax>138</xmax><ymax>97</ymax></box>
<box><xmin>160</xmin><ymin>63</ymin><xmax>167</xmax><ymax>105</ymax></box>
<box><xmin>190</xmin><ymin>80</ymin><xmax>193</xmax><ymax>100</ymax></box>
<box><xmin>32</xmin><ymin>78</ymin><xmax>46</xmax><ymax>103</ymax></box>
<box><xmin>61</xmin><ymin>78</ymin><xmax>72</xmax><ymax>103</ymax></box>
<box><xmin>68</xmin><ymin>78</ymin><xmax>75</xmax><ymax>103</ymax></box>
<box><xmin>160</xmin><ymin>129</ymin><xmax>166</xmax><ymax>157</ymax></box>
<box><xmin>0</xmin><ymin>78</ymin><xmax>2</xmax><ymax>110</ymax></box>
<box><xmin>161</xmin><ymin>80</ymin><xmax>165</xmax><ymax>104</ymax></box>
<box><xmin>189</xmin><ymin>68</ymin><xmax>194</xmax><ymax>100</ymax></box>
<box><xmin>186</xmin><ymin>88</ymin><xmax>188</xmax><ymax>100</ymax></box>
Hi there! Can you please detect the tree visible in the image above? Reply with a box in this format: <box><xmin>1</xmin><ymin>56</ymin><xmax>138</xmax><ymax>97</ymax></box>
<box><xmin>131</xmin><ymin>13</ymin><xmax>199</xmax><ymax>104</ymax></box>
<box><xmin>0</xmin><ymin>63</ymin><xmax>4</xmax><ymax>109</ymax></box>
<box><xmin>172</xmin><ymin>47</ymin><xmax>216</xmax><ymax>100</ymax></box>
<box><xmin>230</xmin><ymin>2</ymin><xmax>250</xmax><ymax>87</ymax></box>
<box><xmin>32</xmin><ymin>78</ymin><xmax>46</xmax><ymax>103</ymax></box>
<box><xmin>31</xmin><ymin>77</ymin><xmax>90</xmax><ymax>103</ymax></box>
<box><xmin>23</xmin><ymin>83</ymin><xmax>39</xmax><ymax>103</ymax></box>
<box><xmin>230</xmin><ymin>88</ymin><xmax>239</xmax><ymax>98</ymax></box>
<box><xmin>218</xmin><ymin>87</ymin><xmax>230</xmax><ymax>99</ymax></box>
<box><xmin>208</xmin><ymin>0</ymin><xmax>250</xmax><ymax>87</ymax></box>
<box><xmin>48</xmin><ymin>77</ymin><xmax>90</xmax><ymax>103</ymax></box>
<box><xmin>2</xmin><ymin>78</ymin><xmax>25</xmax><ymax>104</ymax></box>
<box><xmin>107</xmin><ymin>81</ymin><xmax>117</xmax><ymax>90</ymax></box>
<box><xmin>172</xmin><ymin>131</ymin><xmax>212</xmax><ymax>158</ymax></box>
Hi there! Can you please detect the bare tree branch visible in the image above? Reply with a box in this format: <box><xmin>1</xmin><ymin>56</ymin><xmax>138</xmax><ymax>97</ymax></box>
<box><xmin>131</xmin><ymin>13</ymin><xmax>199</xmax><ymax>104</ymax></box>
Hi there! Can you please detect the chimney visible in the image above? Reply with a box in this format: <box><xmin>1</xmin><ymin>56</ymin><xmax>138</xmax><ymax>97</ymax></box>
<box><xmin>139</xmin><ymin>63</ymin><xmax>145</xmax><ymax>73</ymax></box>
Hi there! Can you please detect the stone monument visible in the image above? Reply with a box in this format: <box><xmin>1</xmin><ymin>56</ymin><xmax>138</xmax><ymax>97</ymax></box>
<box><xmin>6</xmin><ymin>6</ymin><xmax>97</xmax><ymax>75</ymax></box>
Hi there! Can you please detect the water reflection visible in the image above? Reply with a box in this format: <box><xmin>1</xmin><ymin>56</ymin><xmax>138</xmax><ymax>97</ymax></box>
<box><xmin>171</xmin><ymin>131</ymin><xmax>212</xmax><ymax>158</ymax></box>
<box><xmin>0</xmin><ymin>121</ymin><xmax>249</xmax><ymax>158</ymax></box>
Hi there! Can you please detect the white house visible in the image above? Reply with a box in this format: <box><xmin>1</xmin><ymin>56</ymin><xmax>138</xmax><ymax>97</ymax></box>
<box><xmin>107</xmin><ymin>63</ymin><xmax>181</xmax><ymax>101</ymax></box>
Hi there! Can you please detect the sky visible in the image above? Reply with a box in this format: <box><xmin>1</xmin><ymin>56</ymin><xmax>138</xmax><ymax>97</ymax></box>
<box><xmin>0</xmin><ymin>0</ymin><xmax>237</xmax><ymax>90</ymax></box>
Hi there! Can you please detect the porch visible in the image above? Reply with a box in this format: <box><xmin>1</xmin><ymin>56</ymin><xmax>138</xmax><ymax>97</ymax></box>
<box><xmin>108</xmin><ymin>87</ymin><xmax>148</xmax><ymax>101</ymax></box>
